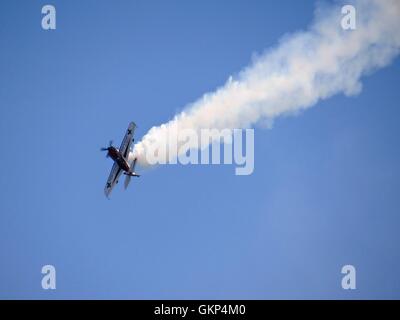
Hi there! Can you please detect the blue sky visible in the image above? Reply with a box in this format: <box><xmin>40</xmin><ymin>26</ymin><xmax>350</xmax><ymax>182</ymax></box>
<box><xmin>0</xmin><ymin>0</ymin><xmax>399</xmax><ymax>299</ymax></box>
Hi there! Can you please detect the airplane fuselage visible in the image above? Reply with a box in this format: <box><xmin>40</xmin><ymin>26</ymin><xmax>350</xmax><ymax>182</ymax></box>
<box><xmin>107</xmin><ymin>146</ymin><xmax>130</xmax><ymax>172</ymax></box>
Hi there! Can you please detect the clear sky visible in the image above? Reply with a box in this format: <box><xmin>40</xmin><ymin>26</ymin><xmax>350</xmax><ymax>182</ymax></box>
<box><xmin>0</xmin><ymin>0</ymin><xmax>399</xmax><ymax>299</ymax></box>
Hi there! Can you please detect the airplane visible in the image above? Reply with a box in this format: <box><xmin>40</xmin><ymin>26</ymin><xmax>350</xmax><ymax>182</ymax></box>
<box><xmin>101</xmin><ymin>122</ymin><xmax>140</xmax><ymax>198</ymax></box>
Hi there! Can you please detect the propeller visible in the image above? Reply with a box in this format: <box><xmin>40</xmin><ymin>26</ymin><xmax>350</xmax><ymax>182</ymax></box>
<box><xmin>100</xmin><ymin>140</ymin><xmax>113</xmax><ymax>157</ymax></box>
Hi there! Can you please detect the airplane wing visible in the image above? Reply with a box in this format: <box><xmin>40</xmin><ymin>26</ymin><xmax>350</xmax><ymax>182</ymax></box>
<box><xmin>104</xmin><ymin>162</ymin><xmax>123</xmax><ymax>198</ymax></box>
<box><xmin>119</xmin><ymin>122</ymin><xmax>136</xmax><ymax>160</ymax></box>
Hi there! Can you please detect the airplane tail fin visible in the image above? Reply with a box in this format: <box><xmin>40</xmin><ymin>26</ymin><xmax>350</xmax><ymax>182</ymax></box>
<box><xmin>124</xmin><ymin>158</ymin><xmax>138</xmax><ymax>190</ymax></box>
<box><xmin>124</xmin><ymin>174</ymin><xmax>131</xmax><ymax>190</ymax></box>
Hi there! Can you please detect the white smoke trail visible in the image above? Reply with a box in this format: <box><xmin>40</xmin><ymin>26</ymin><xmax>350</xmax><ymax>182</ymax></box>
<box><xmin>132</xmin><ymin>0</ymin><xmax>400</xmax><ymax>166</ymax></box>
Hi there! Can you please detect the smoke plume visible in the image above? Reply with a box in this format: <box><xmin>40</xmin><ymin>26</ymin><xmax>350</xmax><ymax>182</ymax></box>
<box><xmin>132</xmin><ymin>0</ymin><xmax>400</xmax><ymax>166</ymax></box>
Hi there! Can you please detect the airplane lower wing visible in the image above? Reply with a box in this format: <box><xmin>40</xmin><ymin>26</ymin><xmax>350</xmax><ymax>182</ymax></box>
<box><xmin>104</xmin><ymin>162</ymin><xmax>123</xmax><ymax>198</ymax></box>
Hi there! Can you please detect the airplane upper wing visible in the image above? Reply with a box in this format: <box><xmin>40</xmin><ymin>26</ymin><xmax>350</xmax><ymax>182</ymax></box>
<box><xmin>119</xmin><ymin>122</ymin><xmax>136</xmax><ymax>159</ymax></box>
<box><xmin>104</xmin><ymin>162</ymin><xmax>123</xmax><ymax>198</ymax></box>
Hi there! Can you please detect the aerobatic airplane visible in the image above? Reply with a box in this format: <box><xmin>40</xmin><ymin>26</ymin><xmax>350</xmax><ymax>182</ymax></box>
<box><xmin>101</xmin><ymin>122</ymin><xmax>140</xmax><ymax>197</ymax></box>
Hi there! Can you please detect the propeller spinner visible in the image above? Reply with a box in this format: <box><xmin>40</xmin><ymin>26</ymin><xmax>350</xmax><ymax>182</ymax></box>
<box><xmin>100</xmin><ymin>140</ymin><xmax>113</xmax><ymax>157</ymax></box>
